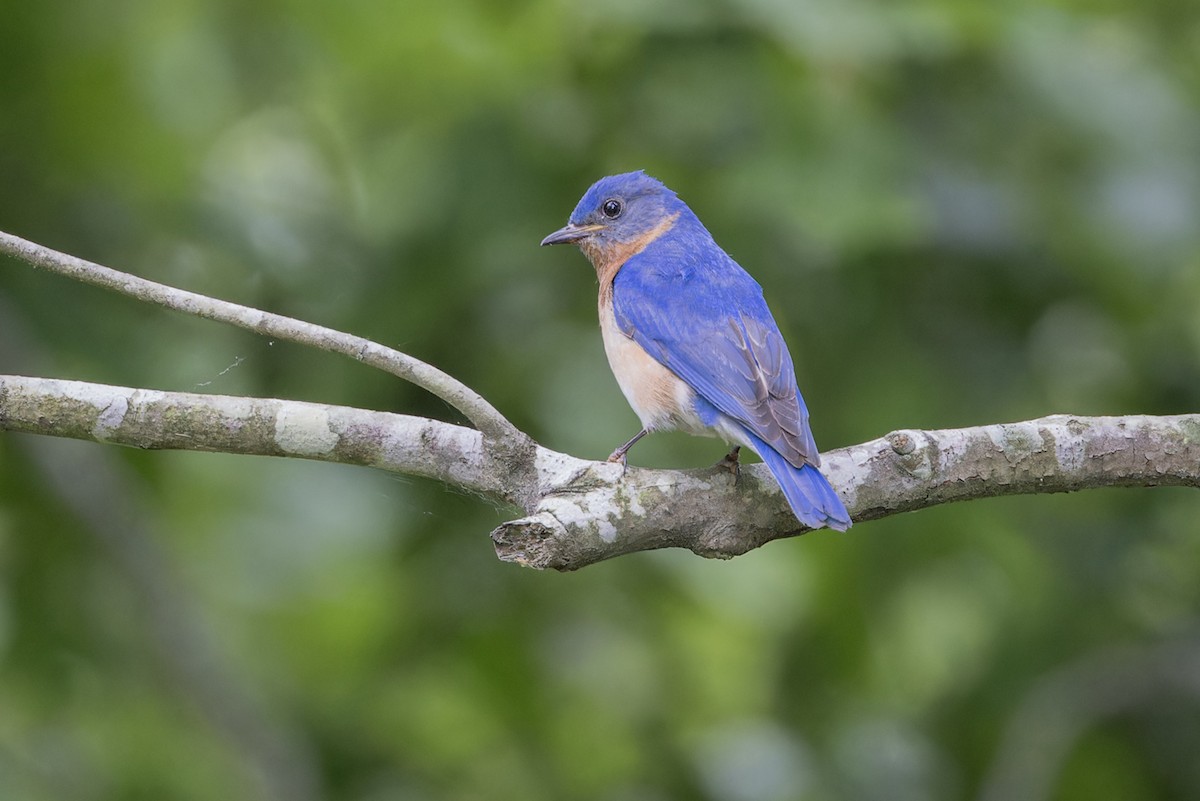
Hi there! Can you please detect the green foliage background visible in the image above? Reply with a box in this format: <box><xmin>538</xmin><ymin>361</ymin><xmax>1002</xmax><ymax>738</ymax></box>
<box><xmin>2</xmin><ymin>1</ymin><xmax>1200</xmax><ymax>799</ymax></box>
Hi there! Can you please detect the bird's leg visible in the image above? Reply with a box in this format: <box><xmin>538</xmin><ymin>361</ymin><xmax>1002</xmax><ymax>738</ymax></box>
<box><xmin>607</xmin><ymin>428</ymin><xmax>649</xmax><ymax>467</ymax></box>
<box><xmin>713</xmin><ymin>445</ymin><xmax>741</xmax><ymax>483</ymax></box>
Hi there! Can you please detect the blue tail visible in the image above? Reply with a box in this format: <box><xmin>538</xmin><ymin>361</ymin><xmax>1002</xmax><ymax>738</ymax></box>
<box><xmin>747</xmin><ymin>434</ymin><xmax>851</xmax><ymax>531</ymax></box>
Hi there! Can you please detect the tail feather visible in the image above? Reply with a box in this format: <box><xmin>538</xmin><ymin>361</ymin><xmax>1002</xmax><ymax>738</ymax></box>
<box><xmin>748</xmin><ymin>434</ymin><xmax>851</xmax><ymax>531</ymax></box>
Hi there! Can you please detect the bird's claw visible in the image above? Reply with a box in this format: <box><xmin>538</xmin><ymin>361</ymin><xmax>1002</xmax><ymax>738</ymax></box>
<box><xmin>714</xmin><ymin>446</ymin><xmax>741</xmax><ymax>484</ymax></box>
<box><xmin>606</xmin><ymin>428</ymin><xmax>646</xmax><ymax>474</ymax></box>
<box><xmin>606</xmin><ymin>450</ymin><xmax>629</xmax><ymax>475</ymax></box>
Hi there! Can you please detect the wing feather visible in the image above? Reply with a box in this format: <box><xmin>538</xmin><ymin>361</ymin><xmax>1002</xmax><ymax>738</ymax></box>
<box><xmin>612</xmin><ymin>246</ymin><xmax>820</xmax><ymax>468</ymax></box>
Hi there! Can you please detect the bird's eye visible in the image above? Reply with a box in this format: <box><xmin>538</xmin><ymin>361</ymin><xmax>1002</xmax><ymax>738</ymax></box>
<box><xmin>602</xmin><ymin>198</ymin><xmax>623</xmax><ymax>218</ymax></box>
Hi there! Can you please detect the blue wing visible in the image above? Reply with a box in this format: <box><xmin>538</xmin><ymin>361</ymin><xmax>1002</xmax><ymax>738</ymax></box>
<box><xmin>611</xmin><ymin>237</ymin><xmax>821</xmax><ymax>469</ymax></box>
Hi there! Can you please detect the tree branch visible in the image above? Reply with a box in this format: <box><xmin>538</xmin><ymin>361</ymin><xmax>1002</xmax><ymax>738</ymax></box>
<box><xmin>0</xmin><ymin>230</ymin><xmax>525</xmax><ymax>449</ymax></box>
<box><xmin>0</xmin><ymin>374</ymin><xmax>503</xmax><ymax>500</ymax></box>
<box><xmin>492</xmin><ymin>414</ymin><xmax>1200</xmax><ymax>569</ymax></box>
<box><xmin>3</xmin><ymin>375</ymin><xmax>1196</xmax><ymax>570</ymax></box>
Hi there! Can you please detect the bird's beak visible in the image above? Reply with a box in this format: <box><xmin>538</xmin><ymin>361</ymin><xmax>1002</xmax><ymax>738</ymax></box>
<box><xmin>540</xmin><ymin>223</ymin><xmax>605</xmax><ymax>247</ymax></box>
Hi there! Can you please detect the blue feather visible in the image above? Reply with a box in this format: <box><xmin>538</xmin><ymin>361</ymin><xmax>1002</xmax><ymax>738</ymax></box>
<box><xmin>740</xmin><ymin>429</ymin><xmax>852</xmax><ymax>531</ymax></box>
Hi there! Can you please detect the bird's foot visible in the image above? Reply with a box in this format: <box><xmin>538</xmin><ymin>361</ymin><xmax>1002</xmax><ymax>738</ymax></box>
<box><xmin>606</xmin><ymin>429</ymin><xmax>647</xmax><ymax>474</ymax></box>
<box><xmin>714</xmin><ymin>446</ymin><xmax>741</xmax><ymax>484</ymax></box>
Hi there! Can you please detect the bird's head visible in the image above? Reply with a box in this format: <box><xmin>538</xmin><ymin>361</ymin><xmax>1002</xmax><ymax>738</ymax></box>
<box><xmin>541</xmin><ymin>171</ymin><xmax>683</xmax><ymax>265</ymax></box>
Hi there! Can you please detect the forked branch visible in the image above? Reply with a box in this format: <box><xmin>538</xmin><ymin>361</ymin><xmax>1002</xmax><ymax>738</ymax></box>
<box><xmin>3</xmin><ymin>231</ymin><xmax>1198</xmax><ymax>570</ymax></box>
<box><xmin>0</xmin><ymin>230</ymin><xmax>523</xmax><ymax>446</ymax></box>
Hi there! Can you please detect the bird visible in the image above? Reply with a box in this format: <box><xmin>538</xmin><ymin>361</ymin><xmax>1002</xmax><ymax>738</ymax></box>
<box><xmin>541</xmin><ymin>170</ymin><xmax>851</xmax><ymax>531</ymax></box>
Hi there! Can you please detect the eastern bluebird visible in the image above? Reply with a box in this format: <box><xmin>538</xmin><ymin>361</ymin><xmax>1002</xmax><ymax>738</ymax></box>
<box><xmin>542</xmin><ymin>171</ymin><xmax>852</xmax><ymax>531</ymax></box>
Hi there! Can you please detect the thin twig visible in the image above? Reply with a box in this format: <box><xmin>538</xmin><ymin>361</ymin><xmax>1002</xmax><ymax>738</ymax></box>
<box><xmin>0</xmin><ymin>229</ymin><xmax>523</xmax><ymax>445</ymax></box>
